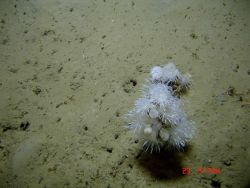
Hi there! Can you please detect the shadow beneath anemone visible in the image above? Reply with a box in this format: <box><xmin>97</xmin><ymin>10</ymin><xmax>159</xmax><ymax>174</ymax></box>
<box><xmin>135</xmin><ymin>145</ymin><xmax>192</xmax><ymax>180</ymax></box>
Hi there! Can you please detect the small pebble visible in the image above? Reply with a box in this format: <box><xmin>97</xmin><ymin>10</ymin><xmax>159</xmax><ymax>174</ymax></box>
<box><xmin>232</xmin><ymin>64</ymin><xmax>239</xmax><ymax>72</ymax></box>
<box><xmin>106</xmin><ymin>147</ymin><xmax>113</xmax><ymax>153</ymax></box>
<box><xmin>128</xmin><ymin>164</ymin><xmax>133</xmax><ymax>168</ymax></box>
<box><xmin>20</xmin><ymin>121</ymin><xmax>30</xmax><ymax>131</ymax></box>
<box><xmin>223</xmin><ymin>160</ymin><xmax>231</xmax><ymax>166</ymax></box>
<box><xmin>33</xmin><ymin>87</ymin><xmax>42</xmax><ymax>95</ymax></box>
<box><xmin>227</xmin><ymin>86</ymin><xmax>235</xmax><ymax>96</ymax></box>
<box><xmin>211</xmin><ymin>180</ymin><xmax>221</xmax><ymax>188</ymax></box>
<box><xmin>238</xmin><ymin>96</ymin><xmax>243</xmax><ymax>102</ymax></box>
<box><xmin>114</xmin><ymin>134</ymin><xmax>119</xmax><ymax>139</ymax></box>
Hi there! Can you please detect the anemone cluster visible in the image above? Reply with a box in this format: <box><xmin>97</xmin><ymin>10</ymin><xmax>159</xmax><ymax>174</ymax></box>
<box><xmin>127</xmin><ymin>63</ymin><xmax>195</xmax><ymax>152</ymax></box>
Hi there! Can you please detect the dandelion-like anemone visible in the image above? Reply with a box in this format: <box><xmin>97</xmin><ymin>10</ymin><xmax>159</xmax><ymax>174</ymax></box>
<box><xmin>127</xmin><ymin>63</ymin><xmax>195</xmax><ymax>152</ymax></box>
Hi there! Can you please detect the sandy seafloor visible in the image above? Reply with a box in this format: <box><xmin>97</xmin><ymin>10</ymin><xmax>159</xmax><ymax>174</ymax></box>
<box><xmin>0</xmin><ymin>0</ymin><xmax>250</xmax><ymax>187</ymax></box>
